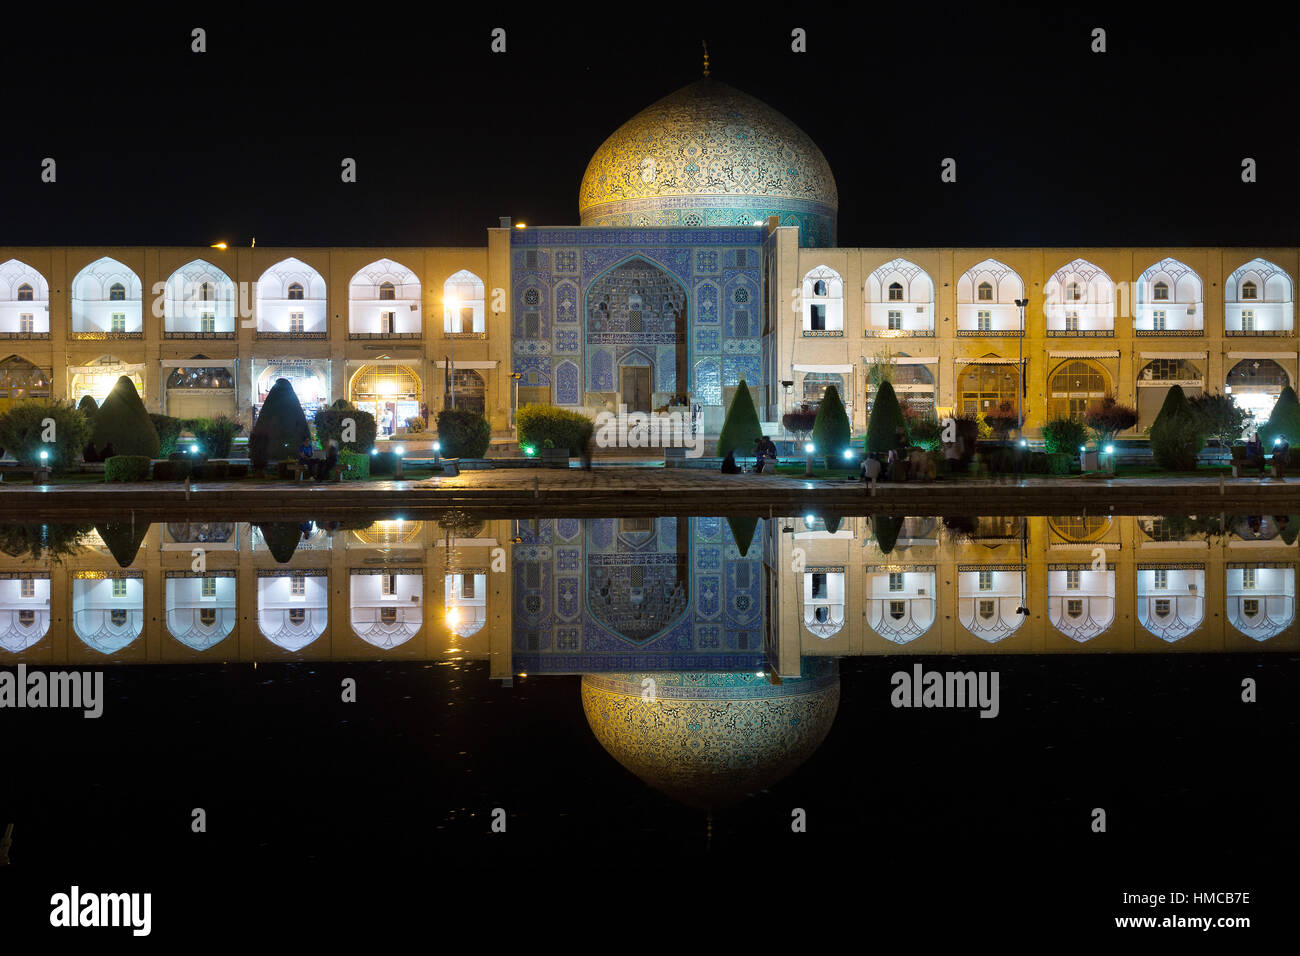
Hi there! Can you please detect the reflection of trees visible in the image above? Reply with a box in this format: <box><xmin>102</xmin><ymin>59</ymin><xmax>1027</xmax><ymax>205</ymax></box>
<box><xmin>0</xmin><ymin>523</ymin><xmax>94</xmax><ymax>563</ymax></box>
<box><xmin>940</xmin><ymin>516</ymin><xmax>977</xmax><ymax>547</ymax></box>
<box><xmin>94</xmin><ymin>522</ymin><xmax>149</xmax><ymax>568</ymax></box>
<box><xmin>871</xmin><ymin>516</ymin><xmax>904</xmax><ymax>555</ymax></box>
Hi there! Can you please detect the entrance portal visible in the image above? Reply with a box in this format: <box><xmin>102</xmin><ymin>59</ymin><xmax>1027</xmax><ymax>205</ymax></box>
<box><xmin>620</xmin><ymin>366</ymin><xmax>651</xmax><ymax>413</ymax></box>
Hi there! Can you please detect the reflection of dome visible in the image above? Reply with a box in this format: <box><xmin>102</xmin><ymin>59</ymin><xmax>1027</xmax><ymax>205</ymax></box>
<box><xmin>581</xmin><ymin>661</ymin><xmax>840</xmax><ymax>808</ymax></box>
<box><xmin>579</xmin><ymin>79</ymin><xmax>838</xmax><ymax>248</ymax></box>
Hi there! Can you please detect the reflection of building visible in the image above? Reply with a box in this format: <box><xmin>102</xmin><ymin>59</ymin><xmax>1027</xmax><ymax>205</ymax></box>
<box><xmin>165</xmin><ymin>572</ymin><xmax>237</xmax><ymax>650</ymax></box>
<box><xmin>581</xmin><ymin>661</ymin><xmax>840</xmax><ymax>808</ymax></box>
<box><xmin>1225</xmin><ymin>563</ymin><xmax>1295</xmax><ymax>641</ymax></box>
<box><xmin>350</xmin><ymin>570</ymin><xmax>422</xmax><ymax>649</ymax></box>
<box><xmin>257</xmin><ymin>569</ymin><xmax>329</xmax><ymax>651</ymax></box>
<box><xmin>957</xmin><ymin>565</ymin><xmax>1027</xmax><ymax>643</ymax></box>
<box><xmin>1047</xmin><ymin>565</ymin><xmax>1116</xmax><ymax>642</ymax></box>
<box><xmin>72</xmin><ymin>571</ymin><xmax>144</xmax><ymax>655</ymax></box>
<box><xmin>0</xmin><ymin>572</ymin><xmax>50</xmax><ymax>653</ymax></box>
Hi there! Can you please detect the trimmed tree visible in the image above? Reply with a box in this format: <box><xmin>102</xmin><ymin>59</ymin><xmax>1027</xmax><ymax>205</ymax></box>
<box><xmin>76</xmin><ymin>395</ymin><xmax>99</xmax><ymax>418</ymax></box>
<box><xmin>1260</xmin><ymin>385</ymin><xmax>1300</xmax><ymax>448</ymax></box>
<box><xmin>249</xmin><ymin>378</ymin><xmax>311</xmax><ymax>471</ymax></box>
<box><xmin>872</xmin><ymin>515</ymin><xmax>904</xmax><ymax>555</ymax></box>
<box><xmin>716</xmin><ymin>379</ymin><xmax>763</xmax><ymax>458</ymax></box>
<box><xmin>93</xmin><ymin>377</ymin><xmax>160</xmax><ymax>459</ymax></box>
<box><xmin>257</xmin><ymin>523</ymin><xmax>303</xmax><ymax>564</ymax></box>
<box><xmin>314</xmin><ymin>403</ymin><xmax>377</xmax><ymax>453</ymax></box>
<box><xmin>1189</xmin><ymin>391</ymin><xmax>1251</xmax><ymax>450</ymax></box>
<box><xmin>865</xmin><ymin>381</ymin><xmax>907</xmax><ymax>454</ymax></box>
<box><xmin>811</xmin><ymin>385</ymin><xmax>852</xmax><ymax>461</ymax></box>
<box><xmin>94</xmin><ymin>521</ymin><xmax>149</xmax><ymax>568</ymax></box>
<box><xmin>1149</xmin><ymin>385</ymin><xmax>1206</xmax><ymax>471</ymax></box>
<box><xmin>726</xmin><ymin>516</ymin><xmax>758</xmax><ymax>557</ymax></box>
<box><xmin>1083</xmin><ymin>395</ymin><xmax>1139</xmax><ymax>447</ymax></box>
<box><xmin>0</xmin><ymin>399</ymin><xmax>92</xmax><ymax>471</ymax></box>
<box><xmin>437</xmin><ymin>407</ymin><xmax>492</xmax><ymax>458</ymax></box>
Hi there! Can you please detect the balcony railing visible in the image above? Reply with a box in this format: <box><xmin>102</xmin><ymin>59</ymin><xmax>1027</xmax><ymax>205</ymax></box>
<box><xmin>1133</xmin><ymin>328</ymin><xmax>1204</xmax><ymax>336</ymax></box>
<box><xmin>0</xmin><ymin>331</ymin><xmax>50</xmax><ymax>339</ymax></box>
<box><xmin>864</xmin><ymin>328</ymin><xmax>935</xmax><ymax>337</ymax></box>
<box><xmin>442</xmin><ymin>331</ymin><xmax>487</xmax><ymax>340</ymax></box>
<box><xmin>1045</xmin><ymin>328</ymin><xmax>1115</xmax><ymax>337</ymax></box>
<box><xmin>69</xmin><ymin>330</ymin><xmax>143</xmax><ymax>340</ymax></box>
<box><xmin>349</xmin><ymin>331</ymin><xmax>423</xmax><ymax>340</ymax></box>
<box><xmin>956</xmin><ymin>329</ymin><xmax>1024</xmax><ymax>337</ymax></box>
<box><xmin>164</xmin><ymin>330</ymin><xmax>236</xmax><ymax>339</ymax></box>
<box><xmin>801</xmin><ymin>329</ymin><xmax>844</xmax><ymax>337</ymax></box>
<box><xmin>1225</xmin><ymin>328</ymin><xmax>1294</xmax><ymax>337</ymax></box>
<box><xmin>255</xmin><ymin>330</ymin><xmax>328</xmax><ymax>340</ymax></box>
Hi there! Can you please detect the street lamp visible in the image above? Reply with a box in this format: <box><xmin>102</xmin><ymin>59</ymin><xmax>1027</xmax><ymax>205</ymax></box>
<box><xmin>805</xmin><ymin>441</ymin><xmax>815</xmax><ymax>477</ymax></box>
<box><xmin>510</xmin><ymin>371</ymin><xmax>523</xmax><ymax>428</ymax></box>
<box><xmin>1014</xmin><ymin>298</ymin><xmax>1029</xmax><ymax>433</ymax></box>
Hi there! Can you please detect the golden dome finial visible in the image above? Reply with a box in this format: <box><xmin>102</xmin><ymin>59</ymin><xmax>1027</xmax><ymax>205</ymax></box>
<box><xmin>702</xmin><ymin>40</ymin><xmax>710</xmax><ymax>78</ymax></box>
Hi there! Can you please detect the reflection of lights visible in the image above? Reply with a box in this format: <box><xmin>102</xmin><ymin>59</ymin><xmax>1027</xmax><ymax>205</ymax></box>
<box><xmin>446</xmin><ymin>607</ymin><xmax>460</xmax><ymax>628</ymax></box>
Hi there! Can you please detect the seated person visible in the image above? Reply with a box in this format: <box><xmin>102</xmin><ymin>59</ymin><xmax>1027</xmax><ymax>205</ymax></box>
<box><xmin>83</xmin><ymin>441</ymin><xmax>99</xmax><ymax>463</ymax></box>
<box><xmin>100</xmin><ymin>441</ymin><xmax>116</xmax><ymax>460</ymax></box>
<box><xmin>720</xmin><ymin>450</ymin><xmax>741</xmax><ymax>474</ymax></box>
<box><xmin>297</xmin><ymin>440</ymin><xmax>315</xmax><ymax>471</ymax></box>
<box><xmin>314</xmin><ymin>440</ymin><xmax>339</xmax><ymax>480</ymax></box>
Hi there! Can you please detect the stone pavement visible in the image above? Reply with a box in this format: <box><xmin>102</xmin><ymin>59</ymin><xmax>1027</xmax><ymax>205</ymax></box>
<box><xmin>2</xmin><ymin>467</ymin><xmax>1298</xmax><ymax>520</ymax></box>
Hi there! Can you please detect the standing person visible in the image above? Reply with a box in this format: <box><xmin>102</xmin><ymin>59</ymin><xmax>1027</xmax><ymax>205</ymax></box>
<box><xmin>315</xmin><ymin>439</ymin><xmax>338</xmax><ymax>481</ymax></box>
<box><xmin>83</xmin><ymin>440</ymin><xmax>99</xmax><ymax>463</ymax></box>
<box><xmin>943</xmin><ymin>435</ymin><xmax>961</xmax><ymax>474</ymax></box>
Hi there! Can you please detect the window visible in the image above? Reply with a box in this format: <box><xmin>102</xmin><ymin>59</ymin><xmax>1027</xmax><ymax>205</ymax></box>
<box><xmin>889</xmin><ymin>600</ymin><xmax>906</xmax><ymax>620</ymax></box>
<box><xmin>811</xmin><ymin>573</ymin><xmax>827</xmax><ymax>599</ymax></box>
<box><xmin>978</xmin><ymin>599</ymin><xmax>996</xmax><ymax>620</ymax></box>
<box><xmin>1066</xmin><ymin>599</ymin><xmax>1083</xmax><ymax>618</ymax></box>
<box><xmin>20</xmin><ymin>578</ymin><xmax>35</xmax><ymax>598</ymax></box>
<box><xmin>978</xmin><ymin>570</ymin><xmax>993</xmax><ymax>591</ymax></box>
<box><xmin>110</xmin><ymin>609</ymin><xmax>127</xmax><ymax>626</ymax></box>
<box><xmin>288</xmin><ymin>282</ymin><xmax>304</xmax><ymax>300</ymax></box>
<box><xmin>523</xmin><ymin>288</ymin><xmax>540</xmax><ymax>306</ymax></box>
<box><xmin>1241</xmin><ymin>280</ymin><xmax>1258</xmax><ymax>300</ymax></box>
<box><xmin>1066</xmin><ymin>281</ymin><xmax>1082</xmax><ymax>301</ymax></box>
<box><xmin>1065</xmin><ymin>311</ymin><xmax>1079</xmax><ymax>332</ymax></box>
<box><xmin>19</xmin><ymin>313</ymin><xmax>33</xmax><ymax>333</ymax></box>
<box><xmin>1066</xmin><ymin>569</ymin><xmax>1080</xmax><ymax>590</ymax></box>
<box><xmin>621</xmin><ymin>517</ymin><xmax>653</xmax><ymax>534</ymax></box>
<box><xmin>379</xmin><ymin>281</ymin><xmax>395</xmax><ymax>301</ymax></box>
<box><xmin>524</xmin><ymin>313</ymin><xmax>540</xmax><ymax>337</ymax></box>
<box><xmin>380</xmin><ymin>607</ymin><xmax>397</xmax><ymax>624</ymax></box>
<box><xmin>18</xmin><ymin>610</ymin><xmax>35</xmax><ymax>626</ymax></box>
<box><xmin>111</xmin><ymin>313</ymin><xmax>126</xmax><ymax>333</ymax></box>
<box><xmin>1243</xmin><ymin>598</ymin><xmax>1260</xmax><ymax>617</ymax></box>
<box><xmin>109</xmin><ymin>283</ymin><xmax>126</xmax><ymax>301</ymax></box>
<box><xmin>201</xmin><ymin>577</ymin><xmax>217</xmax><ymax>599</ymax></box>
<box><xmin>17</xmin><ymin>283</ymin><xmax>33</xmax><ymax>302</ymax></box>
<box><xmin>813</xmin><ymin>279</ymin><xmax>828</xmax><ymax>297</ymax></box>
<box><xmin>889</xmin><ymin>572</ymin><xmax>904</xmax><ymax>592</ymax></box>
<box><xmin>1154</xmin><ymin>598</ymin><xmax>1171</xmax><ymax>618</ymax></box>
<box><xmin>1241</xmin><ymin>310</ymin><xmax>1255</xmax><ymax>332</ymax></box>
<box><xmin>735</xmin><ymin>288</ymin><xmax>750</xmax><ymax>304</ymax></box>
<box><xmin>888</xmin><ymin>282</ymin><xmax>904</xmax><ymax>301</ymax></box>
<box><xmin>381</xmin><ymin>311</ymin><xmax>394</xmax><ymax>334</ymax></box>
<box><xmin>201</xmin><ymin>312</ymin><xmax>215</xmax><ymax>333</ymax></box>
<box><xmin>977</xmin><ymin>310</ymin><xmax>992</xmax><ymax>332</ymax></box>
<box><xmin>460</xmin><ymin>574</ymin><xmax>476</xmax><ymax>598</ymax></box>
<box><xmin>200</xmin><ymin>282</ymin><xmax>214</xmax><ymax>301</ymax></box>
<box><xmin>1153</xmin><ymin>281</ymin><xmax>1169</xmax><ymax>300</ymax></box>
<box><xmin>112</xmin><ymin>578</ymin><xmax>127</xmax><ymax>598</ymax></box>
<box><xmin>289</xmin><ymin>312</ymin><xmax>304</xmax><ymax>333</ymax></box>
<box><xmin>199</xmin><ymin>608</ymin><xmax>216</xmax><ymax>626</ymax></box>
<box><xmin>381</xmin><ymin>573</ymin><xmax>397</xmax><ymax>597</ymax></box>
<box><xmin>1243</xmin><ymin>567</ymin><xmax>1256</xmax><ymax>590</ymax></box>
<box><xmin>977</xmin><ymin>281</ymin><xmax>993</xmax><ymax>301</ymax></box>
<box><xmin>290</xmin><ymin>573</ymin><xmax>305</xmax><ymax>597</ymax></box>
<box><xmin>1153</xmin><ymin>569</ymin><xmax>1168</xmax><ymax>590</ymax></box>
<box><xmin>288</xmin><ymin>608</ymin><xmax>305</xmax><ymax>625</ymax></box>
<box><xmin>1152</xmin><ymin>310</ymin><xmax>1166</xmax><ymax>331</ymax></box>
<box><xmin>888</xmin><ymin>310</ymin><xmax>902</xmax><ymax>330</ymax></box>
<box><xmin>809</xmin><ymin>304</ymin><xmax>826</xmax><ymax>331</ymax></box>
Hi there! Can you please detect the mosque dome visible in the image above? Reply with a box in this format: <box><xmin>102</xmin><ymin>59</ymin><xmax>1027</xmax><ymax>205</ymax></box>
<box><xmin>581</xmin><ymin>661</ymin><xmax>840</xmax><ymax>808</ymax></box>
<box><xmin>579</xmin><ymin>79</ymin><xmax>838</xmax><ymax>248</ymax></box>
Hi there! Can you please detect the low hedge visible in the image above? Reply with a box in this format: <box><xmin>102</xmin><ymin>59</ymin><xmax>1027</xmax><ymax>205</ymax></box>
<box><xmin>104</xmin><ymin>455</ymin><xmax>152</xmax><ymax>482</ymax></box>
<box><xmin>191</xmin><ymin>462</ymin><xmax>230</xmax><ymax>480</ymax></box>
<box><xmin>436</xmin><ymin>408</ymin><xmax>491</xmax><ymax>458</ymax></box>
<box><xmin>1046</xmin><ymin>452</ymin><xmax>1072</xmax><ymax>475</ymax></box>
<box><xmin>339</xmin><ymin>449</ymin><xmax>370</xmax><ymax>481</ymax></box>
<box><xmin>151</xmin><ymin>460</ymin><xmax>192</xmax><ymax>481</ymax></box>
<box><xmin>517</xmin><ymin>404</ymin><xmax>593</xmax><ymax>455</ymax></box>
<box><xmin>370</xmin><ymin>451</ymin><xmax>398</xmax><ymax>476</ymax></box>
<box><xmin>227</xmin><ymin>463</ymin><xmax>249</xmax><ymax>479</ymax></box>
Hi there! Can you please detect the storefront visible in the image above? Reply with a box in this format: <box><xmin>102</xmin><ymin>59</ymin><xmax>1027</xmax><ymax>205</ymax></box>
<box><xmin>1135</xmin><ymin>351</ymin><xmax>1205</xmax><ymax>427</ymax></box>
<box><xmin>252</xmin><ymin>359</ymin><xmax>330</xmax><ymax>421</ymax></box>
<box><xmin>348</xmin><ymin>363</ymin><xmax>423</xmax><ymax>437</ymax></box>
<box><xmin>162</xmin><ymin>358</ymin><xmax>237</xmax><ymax>419</ymax></box>
<box><xmin>68</xmin><ymin>355</ymin><xmax>145</xmax><ymax>404</ymax></box>
<box><xmin>0</xmin><ymin>355</ymin><xmax>51</xmax><ymax>413</ymax></box>
<box><xmin>1225</xmin><ymin>353</ymin><xmax>1294</xmax><ymax>428</ymax></box>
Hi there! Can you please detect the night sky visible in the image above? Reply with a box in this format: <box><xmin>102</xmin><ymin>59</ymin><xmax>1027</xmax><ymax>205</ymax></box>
<box><xmin>3</xmin><ymin>5</ymin><xmax>1298</xmax><ymax>248</ymax></box>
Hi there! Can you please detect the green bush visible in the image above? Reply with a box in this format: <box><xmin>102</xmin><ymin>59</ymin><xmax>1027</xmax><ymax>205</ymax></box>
<box><xmin>314</xmin><ymin>405</ymin><xmax>377</xmax><ymax>453</ymax></box>
<box><xmin>191</xmin><ymin>461</ymin><xmax>230</xmax><ymax>480</ymax></box>
<box><xmin>151</xmin><ymin>460</ymin><xmax>192</xmax><ymax>481</ymax></box>
<box><xmin>518</xmin><ymin>404</ymin><xmax>595</xmax><ymax>456</ymax></box>
<box><xmin>1041</xmin><ymin>417</ymin><xmax>1089</xmax><ymax>455</ymax></box>
<box><xmin>811</xmin><ymin>385</ymin><xmax>852</xmax><ymax>461</ymax></box>
<box><xmin>437</xmin><ymin>408</ymin><xmax>492</xmax><ymax>458</ymax></box>
<box><xmin>866</xmin><ymin>382</ymin><xmax>907</xmax><ymax>454</ymax></box>
<box><xmin>907</xmin><ymin>414</ymin><xmax>944</xmax><ymax>451</ymax></box>
<box><xmin>405</xmin><ymin>416</ymin><xmax>427</xmax><ymax>433</ymax></box>
<box><xmin>1149</xmin><ymin>385</ymin><xmax>1206</xmax><ymax>471</ymax></box>
<box><xmin>250</xmin><ymin>378</ymin><xmax>311</xmax><ymax>471</ymax></box>
<box><xmin>103</xmin><ymin>455</ymin><xmax>152</xmax><ymax>482</ymax></box>
<box><xmin>370</xmin><ymin>451</ymin><xmax>398</xmax><ymax>476</ymax></box>
<box><xmin>93</xmin><ymin>377</ymin><xmax>159</xmax><ymax>459</ymax></box>
<box><xmin>76</xmin><ymin>395</ymin><xmax>99</xmax><ymax>418</ymax></box>
<box><xmin>1046</xmin><ymin>452</ymin><xmax>1071</xmax><ymax>475</ymax></box>
<box><xmin>1260</xmin><ymin>385</ymin><xmax>1300</xmax><ymax>447</ymax></box>
<box><xmin>0</xmin><ymin>399</ymin><xmax>92</xmax><ymax>471</ymax></box>
<box><xmin>190</xmin><ymin>415</ymin><xmax>244</xmax><ymax>458</ymax></box>
<box><xmin>149</xmin><ymin>414</ymin><xmax>187</xmax><ymax>456</ymax></box>
<box><xmin>338</xmin><ymin>449</ymin><xmax>370</xmax><ymax>481</ymax></box>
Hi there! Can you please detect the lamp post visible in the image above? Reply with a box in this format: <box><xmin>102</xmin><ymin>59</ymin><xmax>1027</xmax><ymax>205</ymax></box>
<box><xmin>510</xmin><ymin>371</ymin><xmax>523</xmax><ymax>429</ymax></box>
<box><xmin>1014</xmin><ymin>298</ymin><xmax>1029</xmax><ymax>432</ymax></box>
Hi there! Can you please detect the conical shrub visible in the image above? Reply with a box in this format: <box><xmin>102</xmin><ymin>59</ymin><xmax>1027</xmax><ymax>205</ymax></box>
<box><xmin>716</xmin><ymin>379</ymin><xmax>763</xmax><ymax>458</ymax></box>
<box><xmin>872</xmin><ymin>515</ymin><xmax>904</xmax><ymax>555</ymax></box>
<box><xmin>726</xmin><ymin>516</ymin><xmax>758</xmax><ymax>557</ymax></box>
<box><xmin>92</xmin><ymin>377</ymin><xmax>160</xmax><ymax>458</ymax></box>
<box><xmin>1260</xmin><ymin>385</ymin><xmax>1300</xmax><ymax>447</ymax></box>
<box><xmin>1149</xmin><ymin>385</ymin><xmax>1205</xmax><ymax>471</ymax></box>
<box><xmin>77</xmin><ymin>395</ymin><xmax>99</xmax><ymax>418</ymax></box>
<box><xmin>866</xmin><ymin>381</ymin><xmax>907</xmax><ymax>454</ymax></box>
<box><xmin>249</xmin><ymin>378</ymin><xmax>311</xmax><ymax>471</ymax></box>
<box><xmin>94</xmin><ymin>521</ymin><xmax>149</xmax><ymax>568</ymax></box>
<box><xmin>811</xmin><ymin>385</ymin><xmax>851</xmax><ymax>461</ymax></box>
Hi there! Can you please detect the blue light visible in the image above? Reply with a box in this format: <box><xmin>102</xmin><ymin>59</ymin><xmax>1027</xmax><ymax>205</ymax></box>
<box><xmin>1275</xmin><ymin>437</ymin><xmax>1283</xmax><ymax>446</ymax></box>
<box><xmin>804</xmin><ymin>514</ymin><xmax>815</xmax><ymax>524</ymax></box>
<box><xmin>39</xmin><ymin>450</ymin><xmax>48</xmax><ymax>461</ymax></box>
<box><xmin>1018</xmin><ymin>439</ymin><xmax>1027</xmax><ymax>447</ymax></box>
<box><xmin>1105</xmin><ymin>445</ymin><xmax>1114</xmax><ymax>454</ymax></box>
<box><xmin>843</xmin><ymin>449</ymin><xmax>853</xmax><ymax>460</ymax></box>
<box><xmin>190</xmin><ymin>444</ymin><xmax>198</xmax><ymax>453</ymax></box>
<box><xmin>395</xmin><ymin>447</ymin><xmax>404</xmax><ymax>456</ymax></box>
<box><xmin>371</xmin><ymin>449</ymin><xmax>377</xmax><ymax>455</ymax></box>
<box><xmin>805</xmin><ymin>442</ymin><xmax>815</xmax><ymax>454</ymax></box>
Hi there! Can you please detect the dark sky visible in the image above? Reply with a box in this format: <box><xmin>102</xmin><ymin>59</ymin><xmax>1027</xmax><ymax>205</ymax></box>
<box><xmin>3</xmin><ymin>4</ymin><xmax>1298</xmax><ymax>248</ymax></box>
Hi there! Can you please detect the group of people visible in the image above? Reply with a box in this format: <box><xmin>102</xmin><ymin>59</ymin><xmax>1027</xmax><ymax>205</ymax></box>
<box><xmin>297</xmin><ymin>438</ymin><xmax>340</xmax><ymax>480</ymax></box>
<box><xmin>81</xmin><ymin>441</ymin><xmax>116</xmax><ymax>463</ymax></box>
<box><xmin>1243</xmin><ymin>432</ymin><xmax>1289</xmax><ymax>477</ymax></box>
<box><xmin>719</xmin><ymin>435</ymin><xmax>779</xmax><ymax>474</ymax></box>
